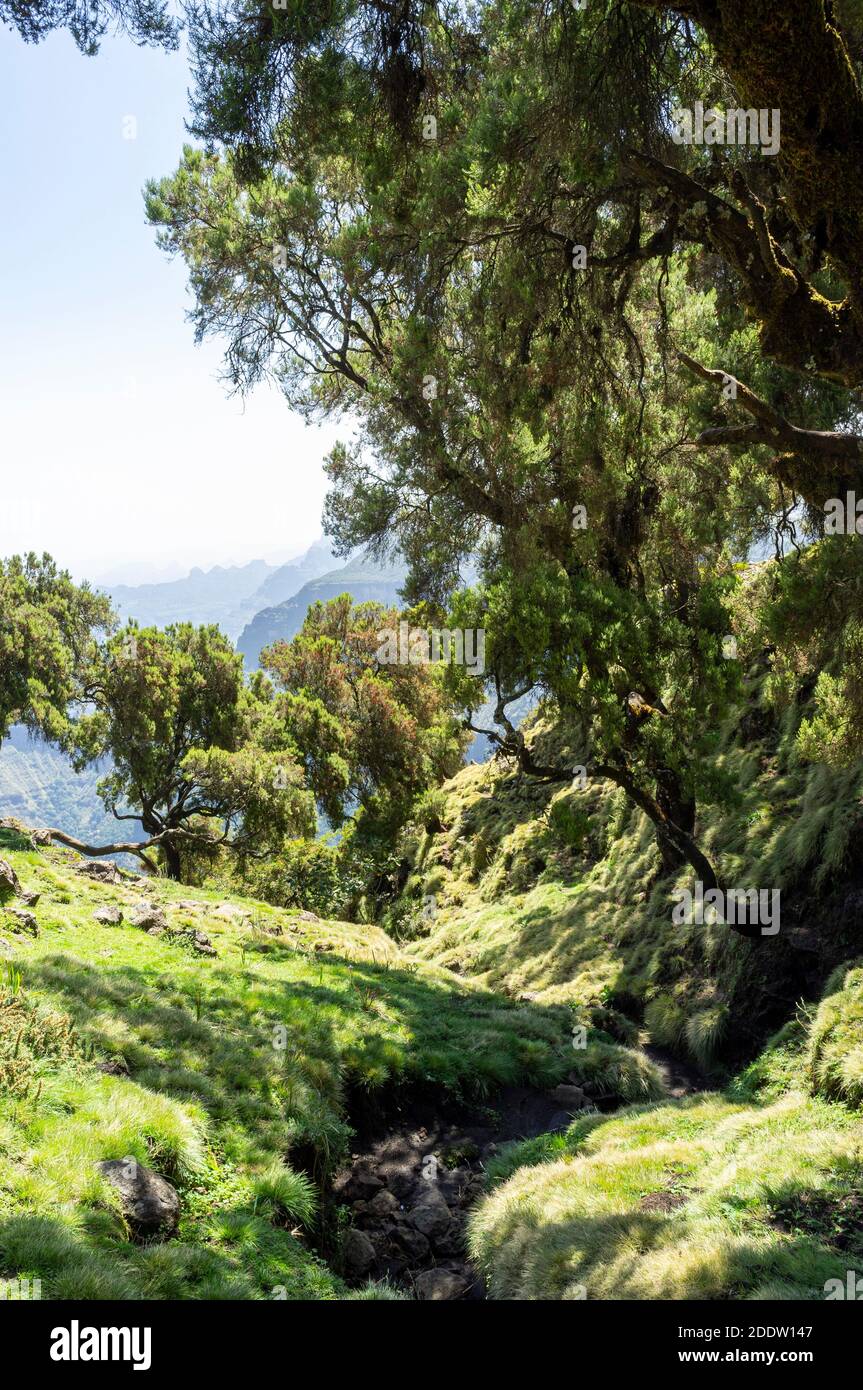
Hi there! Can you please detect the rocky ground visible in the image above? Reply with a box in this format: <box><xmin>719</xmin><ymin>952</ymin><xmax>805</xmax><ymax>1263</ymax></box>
<box><xmin>333</xmin><ymin>1084</ymin><xmax>595</xmax><ymax>1299</ymax></box>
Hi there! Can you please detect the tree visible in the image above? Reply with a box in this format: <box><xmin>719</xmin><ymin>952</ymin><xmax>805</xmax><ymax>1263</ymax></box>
<box><xmin>60</xmin><ymin>621</ymin><xmax>313</xmax><ymax>877</ymax></box>
<box><xmin>0</xmin><ymin>552</ymin><xmax>113</xmax><ymax>746</ymax></box>
<box><xmin>146</xmin><ymin>0</ymin><xmax>863</xmax><ymax>927</ymax></box>
<box><xmin>0</xmin><ymin>0</ymin><xmax>179</xmax><ymax>54</ymax></box>
<box><xmin>261</xmin><ymin>593</ymin><xmax>467</xmax><ymax>840</ymax></box>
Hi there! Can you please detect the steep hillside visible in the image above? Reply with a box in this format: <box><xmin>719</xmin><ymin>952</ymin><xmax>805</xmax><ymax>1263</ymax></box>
<box><xmin>0</xmin><ymin>728</ymin><xmax>130</xmax><ymax>848</ymax></box>
<box><xmin>376</xmin><ymin>688</ymin><xmax>863</xmax><ymax>1300</ymax></box>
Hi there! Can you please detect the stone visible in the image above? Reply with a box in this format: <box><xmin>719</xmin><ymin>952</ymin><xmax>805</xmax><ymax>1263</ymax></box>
<box><xmin>96</xmin><ymin>1159</ymin><xmax>180</xmax><ymax>1236</ymax></box>
<box><xmin>550</xmin><ymin>1084</ymin><xmax>587</xmax><ymax>1111</ymax></box>
<box><xmin>96</xmin><ymin>1059</ymin><xmax>129</xmax><ymax>1076</ymax></box>
<box><xmin>392</xmin><ymin>1224</ymin><xmax>430</xmax><ymax>1261</ymax></box>
<box><xmin>32</xmin><ymin>829</ymin><xmax>53</xmax><ymax>847</ymax></box>
<box><xmin>5</xmin><ymin>908</ymin><xmax>37</xmax><ymax>936</ymax></box>
<box><xmin>408</xmin><ymin>1188</ymin><xmax>452</xmax><ymax>1243</ymax></box>
<box><xmin>129</xmin><ymin>903</ymin><xmax>169</xmax><ymax>932</ymax></box>
<box><xmin>414</xmin><ymin>1268</ymin><xmax>468</xmax><ymax>1301</ymax></box>
<box><xmin>94</xmin><ymin>906</ymin><xmax>123</xmax><ymax>926</ymax></box>
<box><xmin>367</xmin><ymin>1189</ymin><xmax>401</xmax><ymax>1219</ymax></box>
<box><xmin>343</xmin><ymin>1227</ymin><xmax>376</xmax><ymax>1277</ymax></box>
<box><xmin>343</xmin><ymin>1170</ymin><xmax>384</xmax><ymax>1203</ymax></box>
<box><xmin>76</xmin><ymin>860</ymin><xmax>122</xmax><ymax>884</ymax></box>
<box><xmin>19</xmin><ymin>890</ymin><xmax>40</xmax><ymax>907</ymax></box>
<box><xmin>297</xmin><ymin>910</ymin><xmax>320</xmax><ymax>922</ymax></box>
<box><xmin>0</xmin><ymin>858</ymin><xmax>22</xmax><ymax>902</ymax></box>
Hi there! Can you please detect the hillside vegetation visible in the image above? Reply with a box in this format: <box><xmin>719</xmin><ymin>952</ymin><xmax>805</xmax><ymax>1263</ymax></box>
<box><xmin>0</xmin><ymin>830</ymin><xmax>571</xmax><ymax>1300</ymax></box>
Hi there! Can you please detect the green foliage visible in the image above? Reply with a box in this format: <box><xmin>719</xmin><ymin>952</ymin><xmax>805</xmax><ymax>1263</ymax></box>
<box><xmin>0</xmin><ymin>554</ymin><xmax>113</xmax><ymax>746</ymax></box>
<box><xmin>806</xmin><ymin>962</ymin><xmax>863</xmax><ymax>1108</ymax></box>
<box><xmin>0</xmin><ymin>0</ymin><xmax>179</xmax><ymax>54</ymax></box>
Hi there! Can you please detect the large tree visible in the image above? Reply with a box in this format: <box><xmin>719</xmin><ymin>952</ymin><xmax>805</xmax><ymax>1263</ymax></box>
<box><xmin>261</xmin><ymin>593</ymin><xmax>468</xmax><ymax>839</ymax></box>
<box><xmin>145</xmin><ymin>0</ymin><xmax>863</xmax><ymax>924</ymax></box>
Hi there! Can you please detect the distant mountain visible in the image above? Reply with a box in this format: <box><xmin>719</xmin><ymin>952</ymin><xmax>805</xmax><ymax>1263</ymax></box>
<box><xmin>246</xmin><ymin>539</ymin><xmax>340</xmax><ymax>611</ymax></box>
<box><xmin>108</xmin><ymin>559</ymin><xmax>276</xmax><ymax>640</ymax></box>
<box><xmin>237</xmin><ymin>553</ymin><xmax>407</xmax><ymax>670</ymax></box>
<box><xmin>104</xmin><ymin>540</ymin><xmax>340</xmax><ymax>642</ymax></box>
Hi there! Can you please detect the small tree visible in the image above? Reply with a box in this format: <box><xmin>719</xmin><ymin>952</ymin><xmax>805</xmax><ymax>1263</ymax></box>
<box><xmin>64</xmin><ymin>622</ymin><xmax>313</xmax><ymax>878</ymax></box>
<box><xmin>0</xmin><ymin>553</ymin><xmax>113</xmax><ymax>747</ymax></box>
<box><xmin>262</xmin><ymin>594</ymin><xmax>468</xmax><ymax>842</ymax></box>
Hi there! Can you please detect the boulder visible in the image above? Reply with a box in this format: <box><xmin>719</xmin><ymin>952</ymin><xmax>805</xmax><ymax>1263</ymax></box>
<box><xmin>343</xmin><ymin>1170</ymin><xmax>384</xmax><ymax>1203</ymax></box>
<box><xmin>76</xmin><ymin>861</ymin><xmax>122</xmax><ymax>884</ymax></box>
<box><xmin>0</xmin><ymin>858</ymin><xmax>22</xmax><ymax>902</ymax></box>
<box><xmin>392</xmin><ymin>1224</ymin><xmax>430</xmax><ymax>1261</ymax></box>
<box><xmin>96</xmin><ymin>1159</ymin><xmax>180</xmax><ymax>1236</ymax></box>
<box><xmin>18</xmin><ymin>890</ymin><xmax>40</xmax><ymax>907</ymax></box>
<box><xmin>550</xmin><ymin>1084</ymin><xmax>587</xmax><ymax>1111</ymax></box>
<box><xmin>129</xmin><ymin>903</ymin><xmax>169</xmax><ymax>932</ymax></box>
<box><xmin>367</xmin><ymin>1189</ymin><xmax>401</xmax><ymax>1220</ymax></box>
<box><xmin>32</xmin><ymin>829</ymin><xmax>53</xmax><ymax>847</ymax></box>
<box><xmin>343</xmin><ymin>1227</ymin><xmax>376</xmax><ymax>1277</ymax></box>
<box><xmin>408</xmin><ymin>1188</ymin><xmax>452</xmax><ymax>1243</ymax></box>
<box><xmin>94</xmin><ymin>906</ymin><xmax>123</xmax><ymax>926</ymax></box>
<box><xmin>414</xmin><ymin>1268</ymin><xmax>468</xmax><ymax>1301</ymax></box>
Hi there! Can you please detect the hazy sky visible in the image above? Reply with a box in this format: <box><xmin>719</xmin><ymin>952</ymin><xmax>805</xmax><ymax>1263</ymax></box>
<box><xmin>0</xmin><ymin>25</ymin><xmax>342</xmax><ymax>584</ymax></box>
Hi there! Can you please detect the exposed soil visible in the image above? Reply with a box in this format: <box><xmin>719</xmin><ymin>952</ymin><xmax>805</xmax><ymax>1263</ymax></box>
<box><xmin>331</xmin><ymin>1084</ymin><xmax>576</xmax><ymax>1300</ymax></box>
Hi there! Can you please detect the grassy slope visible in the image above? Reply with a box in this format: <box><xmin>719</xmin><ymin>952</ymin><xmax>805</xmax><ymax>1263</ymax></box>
<box><xmin>386</xmin><ymin>696</ymin><xmax>863</xmax><ymax>1300</ymax></box>
<box><xmin>0</xmin><ymin>834</ymin><xmax>571</xmax><ymax>1300</ymax></box>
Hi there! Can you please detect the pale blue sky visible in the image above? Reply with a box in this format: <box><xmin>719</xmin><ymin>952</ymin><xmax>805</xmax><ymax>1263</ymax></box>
<box><xmin>0</xmin><ymin>24</ymin><xmax>339</xmax><ymax>584</ymax></box>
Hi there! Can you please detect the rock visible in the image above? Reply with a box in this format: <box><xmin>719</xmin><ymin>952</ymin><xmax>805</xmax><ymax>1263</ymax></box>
<box><xmin>387</xmin><ymin>1169</ymin><xmax>417</xmax><ymax>1201</ymax></box>
<box><xmin>76</xmin><ymin>861</ymin><xmax>122</xmax><ymax>884</ymax></box>
<box><xmin>166</xmin><ymin>928</ymin><xmax>216</xmax><ymax>957</ymax></box>
<box><xmin>343</xmin><ymin>1227</ymin><xmax>376</xmax><ymax>1277</ymax></box>
<box><xmin>94</xmin><ymin>906</ymin><xmax>123</xmax><ymax>926</ymax></box>
<box><xmin>175</xmin><ymin>900</ymin><xmax>201</xmax><ymax>912</ymax></box>
<box><xmin>129</xmin><ymin>903</ymin><xmax>169</xmax><ymax>932</ymax></box>
<box><xmin>0</xmin><ymin>858</ymin><xmax>22</xmax><ymax>902</ymax></box>
<box><xmin>191</xmin><ymin>930</ymin><xmax>216</xmax><ymax>956</ymax></box>
<box><xmin>392</xmin><ymin>1224</ymin><xmax>430</xmax><ymax>1261</ymax></box>
<box><xmin>343</xmin><ymin>1170</ymin><xmax>384</xmax><ymax>1203</ymax></box>
<box><xmin>414</xmin><ymin>1268</ymin><xmax>468</xmax><ymax>1301</ymax></box>
<box><xmin>408</xmin><ymin>1188</ymin><xmax>452</xmax><ymax>1243</ymax></box>
<box><xmin>550</xmin><ymin>1084</ymin><xmax>587</xmax><ymax>1111</ymax></box>
<box><xmin>5</xmin><ymin>908</ymin><xmax>38</xmax><ymax>936</ymax></box>
<box><xmin>297</xmin><ymin>910</ymin><xmax>320</xmax><ymax>922</ymax></box>
<box><xmin>367</xmin><ymin>1189</ymin><xmax>401</xmax><ymax>1219</ymax></box>
<box><xmin>96</xmin><ymin>1159</ymin><xmax>180</xmax><ymax>1236</ymax></box>
<box><xmin>19</xmin><ymin>890</ymin><xmax>40</xmax><ymax>907</ymax></box>
<box><xmin>32</xmin><ymin>829</ymin><xmax>53</xmax><ymax>847</ymax></box>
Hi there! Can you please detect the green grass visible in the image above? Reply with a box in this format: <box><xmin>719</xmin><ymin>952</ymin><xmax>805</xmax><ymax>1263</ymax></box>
<box><xmin>468</xmin><ymin>1091</ymin><xmax>863</xmax><ymax>1300</ymax></box>
<box><xmin>469</xmin><ymin>965</ymin><xmax>863</xmax><ymax>1301</ymax></box>
<box><xmin>0</xmin><ymin>843</ymin><xmax>572</xmax><ymax>1300</ymax></box>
